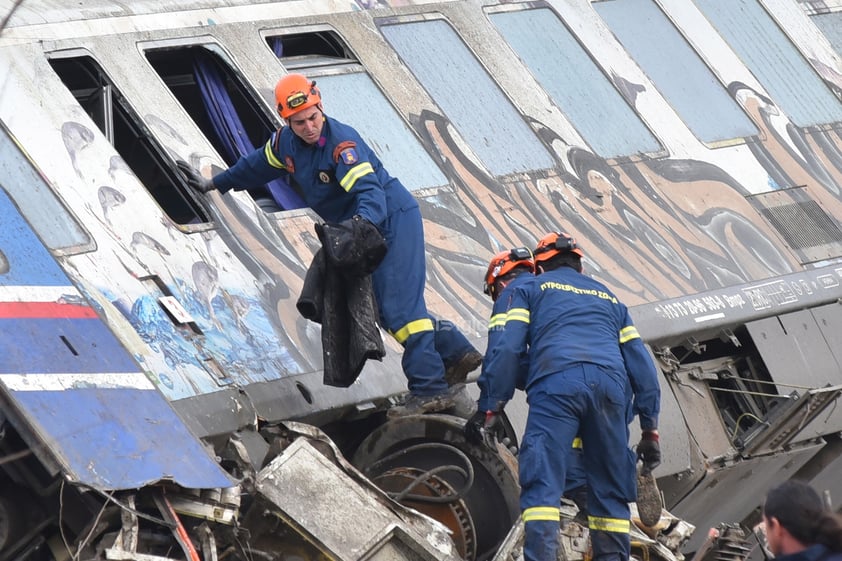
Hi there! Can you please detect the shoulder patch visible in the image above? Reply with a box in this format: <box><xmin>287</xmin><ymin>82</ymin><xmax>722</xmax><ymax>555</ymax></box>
<box><xmin>333</xmin><ymin>140</ymin><xmax>358</xmax><ymax>164</ymax></box>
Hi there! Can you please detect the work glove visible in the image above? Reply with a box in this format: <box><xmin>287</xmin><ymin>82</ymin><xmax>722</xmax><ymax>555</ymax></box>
<box><xmin>316</xmin><ymin>215</ymin><xmax>387</xmax><ymax>277</ymax></box>
<box><xmin>176</xmin><ymin>160</ymin><xmax>215</xmax><ymax>193</ymax></box>
<box><xmin>637</xmin><ymin>429</ymin><xmax>661</xmax><ymax>475</ymax></box>
<box><xmin>464</xmin><ymin>409</ymin><xmax>501</xmax><ymax>445</ymax></box>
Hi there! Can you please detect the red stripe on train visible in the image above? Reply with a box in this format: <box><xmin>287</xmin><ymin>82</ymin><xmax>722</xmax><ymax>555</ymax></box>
<box><xmin>0</xmin><ymin>302</ymin><xmax>98</xmax><ymax>319</ymax></box>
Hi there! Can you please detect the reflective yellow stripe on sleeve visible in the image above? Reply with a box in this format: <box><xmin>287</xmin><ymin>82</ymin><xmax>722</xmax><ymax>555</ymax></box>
<box><xmin>264</xmin><ymin>140</ymin><xmax>284</xmax><ymax>169</ymax></box>
<box><xmin>619</xmin><ymin>325</ymin><xmax>640</xmax><ymax>344</ymax></box>
<box><xmin>390</xmin><ymin>318</ymin><xmax>434</xmax><ymax>344</ymax></box>
<box><xmin>488</xmin><ymin>312</ymin><xmax>506</xmax><ymax>330</ymax></box>
<box><xmin>339</xmin><ymin>162</ymin><xmax>374</xmax><ymax>192</ymax></box>
<box><xmin>522</xmin><ymin>506</ymin><xmax>560</xmax><ymax>522</ymax></box>
<box><xmin>588</xmin><ymin>516</ymin><xmax>630</xmax><ymax>534</ymax></box>
<box><xmin>505</xmin><ymin>308</ymin><xmax>530</xmax><ymax>324</ymax></box>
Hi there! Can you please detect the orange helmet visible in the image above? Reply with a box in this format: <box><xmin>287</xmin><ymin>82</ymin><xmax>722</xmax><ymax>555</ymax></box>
<box><xmin>533</xmin><ymin>232</ymin><xmax>584</xmax><ymax>263</ymax></box>
<box><xmin>483</xmin><ymin>247</ymin><xmax>535</xmax><ymax>300</ymax></box>
<box><xmin>275</xmin><ymin>73</ymin><xmax>322</xmax><ymax>119</ymax></box>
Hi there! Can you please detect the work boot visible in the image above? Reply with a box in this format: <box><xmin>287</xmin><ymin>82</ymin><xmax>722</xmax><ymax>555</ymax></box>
<box><xmin>636</xmin><ymin>466</ymin><xmax>662</xmax><ymax>527</ymax></box>
<box><xmin>444</xmin><ymin>350</ymin><xmax>483</xmax><ymax>386</ymax></box>
<box><xmin>387</xmin><ymin>384</ymin><xmax>468</xmax><ymax>419</ymax></box>
<box><xmin>448</xmin><ymin>383</ymin><xmax>477</xmax><ymax>419</ymax></box>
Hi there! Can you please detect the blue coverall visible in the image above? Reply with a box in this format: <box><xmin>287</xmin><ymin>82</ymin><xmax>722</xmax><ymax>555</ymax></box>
<box><xmin>479</xmin><ymin>271</ymin><xmax>588</xmax><ymax>497</ymax></box>
<box><xmin>212</xmin><ymin>115</ymin><xmax>475</xmax><ymax>395</ymax></box>
<box><xmin>478</xmin><ymin>266</ymin><xmax>661</xmax><ymax>561</ymax></box>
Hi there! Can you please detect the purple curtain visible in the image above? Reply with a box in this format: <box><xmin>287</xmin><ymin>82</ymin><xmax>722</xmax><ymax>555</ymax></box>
<box><xmin>193</xmin><ymin>55</ymin><xmax>305</xmax><ymax>210</ymax></box>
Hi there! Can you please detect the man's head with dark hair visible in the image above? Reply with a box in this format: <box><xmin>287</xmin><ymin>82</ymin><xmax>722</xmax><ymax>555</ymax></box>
<box><xmin>763</xmin><ymin>480</ymin><xmax>842</xmax><ymax>555</ymax></box>
<box><xmin>537</xmin><ymin>251</ymin><xmax>583</xmax><ymax>273</ymax></box>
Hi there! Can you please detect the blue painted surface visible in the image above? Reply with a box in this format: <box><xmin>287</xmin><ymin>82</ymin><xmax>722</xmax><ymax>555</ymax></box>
<box><xmin>0</xmin><ymin>318</ymin><xmax>141</xmax><ymax>374</ymax></box>
<box><xmin>0</xmin><ymin>188</ymin><xmax>233</xmax><ymax>490</ymax></box>
<box><xmin>12</xmin><ymin>388</ymin><xmax>229</xmax><ymax>489</ymax></box>
<box><xmin>0</xmin><ymin>204</ymin><xmax>69</xmax><ymax>286</ymax></box>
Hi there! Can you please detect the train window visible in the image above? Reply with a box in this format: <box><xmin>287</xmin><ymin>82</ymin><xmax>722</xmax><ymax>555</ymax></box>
<box><xmin>0</xmin><ymin>125</ymin><xmax>91</xmax><ymax>252</ymax></box>
<box><xmin>694</xmin><ymin>0</ymin><xmax>842</xmax><ymax>127</ymax></box>
<box><xmin>810</xmin><ymin>12</ymin><xmax>842</xmax><ymax>100</ymax></box>
<box><xmin>145</xmin><ymin>45</ymin><xmax>300</xmax><ymax>212</ymax></box>
<box><xmin>266</xmin><ymin>30</ymin><xmax>356</xmax><ymax>70</ymax></box>
<box><xmin>593</xmin><ymin>0</ymin><xmax>758</xmax><ymax>145</ymax></box>
<box><xmin>266</xmin><ymin>31</ymin><xmax>449</xmax><ymax>191</ymax></box>
<box><xmin>379</xmin><ymin>19</ymin><xmax>556</xmax><ymax>177</ymax></box>
<box><xmin>48</xmin><ymin>55</ymin><xmax>209</xmax><ymax>225</ymax></box>
<box><xmin>488</xmin><ymin>7</ymin><xmax>663</xmax><ymax>158</ymax></box>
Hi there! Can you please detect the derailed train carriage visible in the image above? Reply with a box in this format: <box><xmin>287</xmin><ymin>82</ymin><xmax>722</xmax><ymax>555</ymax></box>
<box><xmin>2</xmin><ymin>0</ymin><xmax>842</xmax><ymax>559</ymax></box>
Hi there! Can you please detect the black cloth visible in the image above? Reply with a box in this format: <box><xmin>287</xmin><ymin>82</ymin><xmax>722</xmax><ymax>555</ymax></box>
<box><xmin>296</xmin><ymin>219</ymin><xmax>386</xmax><ymax>387</ymax></box>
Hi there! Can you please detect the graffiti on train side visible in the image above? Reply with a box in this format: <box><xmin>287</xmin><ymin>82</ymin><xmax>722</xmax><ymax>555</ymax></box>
<box><xmin>411</xmin><ymin>109</ymin><xmax>802</xmax><ymax>307</ymax></box>
<box><xmin>52</xmin><ymin>65</ymin><xmax>842</xmax><ymax>400</ymax></box>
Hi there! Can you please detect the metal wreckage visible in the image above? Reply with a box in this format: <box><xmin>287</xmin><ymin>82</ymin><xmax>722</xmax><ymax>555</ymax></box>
<box><xmin>3</xmin><ymin>0</ymin><xmax>842</xmax><ymax>560</ymax></box>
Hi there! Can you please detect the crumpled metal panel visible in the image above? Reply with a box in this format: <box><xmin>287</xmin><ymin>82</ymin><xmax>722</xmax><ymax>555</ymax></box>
<box><xmin>670</xmin><ymin>440</ymin><xmax>823</xmax><ymax>553</ymax></box>
<box><xmin>254</xmin><ymin>424</ymin><xmax>461</xmax><ymax>561</ymax></box>
<box><xmin>0</xmin><ymin>188</ymin><xmax>233</xmax><ymax>490</ymax></box>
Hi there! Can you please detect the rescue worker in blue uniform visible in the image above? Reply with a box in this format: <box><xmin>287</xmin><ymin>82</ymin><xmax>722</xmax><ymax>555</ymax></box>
<box><xmin>176</xmin><ymin>73</ymin><xmax>481</xmax><ymax>415</ymax></box>
<box><xmin>466</xmin><ymin>232</ymin><xmax>662</xmax><ymax>561</ymax></box>
<box><xmin>466</xmin><ymin>246</ymin><xmax>589</xmax><ymax>519</ymax></box>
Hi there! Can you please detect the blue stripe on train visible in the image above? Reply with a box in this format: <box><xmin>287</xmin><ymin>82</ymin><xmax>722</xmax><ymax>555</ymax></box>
<box><xmin>0</xmin><ymin>317</ymin><xmax>141</xmax><ymax>374</ymax></box>
<box><xmin>12</xmin><ymin>387</ymin><xmax>232</xmax><ymax>489</ymax></box>
<box><xmin>0</xmin><ymin>187</ymin><xmax>232</xmax><ymax>489</ymax></box>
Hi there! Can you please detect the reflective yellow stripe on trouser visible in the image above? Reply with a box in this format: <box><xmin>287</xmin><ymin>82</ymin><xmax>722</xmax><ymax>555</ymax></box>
<box><xmin>588</xmin><ymin>515</ymin><xmax>630</xmax><ymax>534</ymax></box>
<box><xmin>522</xmin><ymin>506</ymin><xmax>560</xmax><ymax>523</ymax></box>
<box><xmin>390</xmin><ymin>318</ymin><xmax>434</xmax><ymax>345</ymax></box>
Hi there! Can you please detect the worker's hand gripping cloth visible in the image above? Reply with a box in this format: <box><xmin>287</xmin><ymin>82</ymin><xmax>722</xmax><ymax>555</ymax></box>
<box><xmin>296</xmin><ymin>219</ymin><xmax>386</xmax><ymax>387</ymax></box>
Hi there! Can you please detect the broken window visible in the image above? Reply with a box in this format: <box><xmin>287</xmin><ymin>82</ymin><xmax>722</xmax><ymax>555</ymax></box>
<box><xmin>489</xmin><ymin>6</ymin><xmax>664</xmax><ymax>157</ymax></box>
<box><xmin>664</xmin><ymin>329</ymin><xmax>788</xmax><ymax>452</ymax></box>
<box><xmin>48</xmin><ymin>55</ymin><xmax>209</xmax><ymax>225</ymax></box>
<box><xmin>266</xmin><ymin>30</ymin><xmax>449</xmax><ymax>191</ymax></box>
<box><xmin>379</xmin><ymin>19</ymin><xmax>556</xmax><ymax>177</ymax></box>
<box><xmin>146</xmin><ymin>45</ymin><xmax>303</xmax><ymax>212</ymax></box>
<box><xmin>593</xmin><ymin>0</ymin><xmax>758</xmax><ymax>146</ymax></box>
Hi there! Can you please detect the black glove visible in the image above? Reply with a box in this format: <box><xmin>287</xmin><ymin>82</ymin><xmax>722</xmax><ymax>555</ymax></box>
<box><xmin>464</xmin><ymin>409</ymin><xmax>501</xmax><ymax>445</ymax></box>
<box><xmin>176</xmin><ymin>160</ymin><xmax>215</xmax><ymax>193</ymax></box>
<box><xmin>316</xmin><ymin>215</ymin><xmax>386</xmax><ymax>276</ymax></box>
<box><xmin>637</xmin><ymin>429</ymin><xmax>661</xmax><ymax>475</ymax></box>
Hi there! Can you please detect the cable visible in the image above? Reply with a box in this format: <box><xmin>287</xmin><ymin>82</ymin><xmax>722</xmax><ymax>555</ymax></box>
<box><xmin>58</xmin><ymin>479</ymin><xmax>113</xmax><ymax>561</ymax></box>
<box><xmin>76</xmin><ymin>483</ymin><xmax>174</xmax><ymax>528</ymax></box>
<box><xmin>708</xmin><ymin>386</ymin><xmax>790</xmax><ymax>399</ymax></box>
<box><xmin>367</xmin><ymin>442</ymin><xmax>475</xmax><ymax>504</ymax></box>
<box><xmin>730</xmin><ymin>412</ymin><xmax>767</xmax><ymax>442</ymax></box>
<box><xmin>715</xmin><ymin>374</ymin><xmax>827</xmax><ymax>391</ymax></box>
<box><xmin>390</xmin><ymin>464</ymin><xmax>470</xmax><ymax>503</ymax></box>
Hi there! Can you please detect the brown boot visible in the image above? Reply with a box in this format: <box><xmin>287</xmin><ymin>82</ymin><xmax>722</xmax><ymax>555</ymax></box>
<box><xmin>387</xmin><ymin>384</ymin><xmax>468</xmax><ymax>419</ymax></box>
<box><xmin>444</xmin><ymin>350</ymin><xmax>483</xmax><ymax>386</ymax></box>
